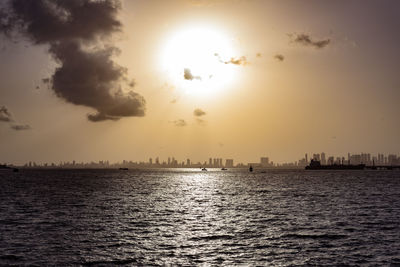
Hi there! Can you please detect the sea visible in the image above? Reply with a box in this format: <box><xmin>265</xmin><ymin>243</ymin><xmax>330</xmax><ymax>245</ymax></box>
<box><xmin>0</xmin><ymin>168</ymin><xmax>399</xmax><ymax>266</ymax></box>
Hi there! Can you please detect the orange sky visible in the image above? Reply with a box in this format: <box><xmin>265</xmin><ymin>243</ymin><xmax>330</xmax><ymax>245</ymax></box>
<box><xmin>0</xmin><ymin>0</ymin><xmax>399</xmax><ymax>165</ymax></box>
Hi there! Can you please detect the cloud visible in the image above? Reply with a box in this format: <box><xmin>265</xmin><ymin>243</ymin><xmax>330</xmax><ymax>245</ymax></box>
<box><xmin>170</xmin><ymin>98</ymin><xmax>177</xmax><ymax>104</ymax></box>
<box><xmin>290</xmin><ymin>33</ymin><xmax>331</xmax><ymax>49</ymax></box>
<box><xmin>193</xmin><ymin>108</ymin><xmax>206</xmax><ymax>117</ymax></box>
<box><xmin>0</xmin><ymin>105</ymin><xmax>31</xmax><ymax>130</ymax></box>
<box><xmin>195</xmin><ymin>118</ymin><xmax>206</xmax><ymax>125</ymax></box>
<box><xmin>171</xmin><ymin>119</ymin><xmax>187</xmax><ymax>127</ymax></box>
<box><xmin>0</xmin><ymin>0</ymin><xmax>146</xmax><ymax>122</ymax></box>
<box><xmin>42</xmin><ymin>78</ymin><xmax>50</xmax><ymax>84</ymax></box>
<box><xmin>87</xmin><ymin>112</ymin><xmax>119</xmax><ymax>122</ymax></box>
<box><xmin>226</xmin><ymin>56</ymin><xmax>248</xmax><ymax>65</ymax></box>
<box><xmin>274</xmin><ymin>54</ymin><xmax>284</xmax><ymax>61</ymax></box>
<box><xmin>10</xmin><ymin>124</ymin><xmax>31</xmax><ymax>131</ymax></box>
<box><xmin>215</xmin><ymin>53</ymin><xmax>248</xmax><ymax>65</ymax></box>
<box><xmin>184</xmin><ymin>68</ymin><xmax>201</xmax><ymax>80</ymax></box>
<box><xmin>0</xmin><ymin>106</ymin><xmax>12</xmax><ymax>122</ymax></box>
<box><xmin>256</xmin><ymin>53</ymin><xmax>262</xmax><ymax>58</ymax></box>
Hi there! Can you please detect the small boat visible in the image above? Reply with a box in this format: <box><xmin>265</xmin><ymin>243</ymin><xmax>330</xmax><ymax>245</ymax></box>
<box><xmin>201</xmin><ymin>168</ymin><xmax>207</xmax><ymax>171</ymax></box>
<box><xmin>249</xmin><ymin>165</ymin><xmax>253</xmax><ymax>172</ymax></box>
<box><xmin>221</xmin><ymin>168</ymin><xmax>227</xmax><ymax>170</ymax></box>
<box><xmin>119</xmin><ymin>168</ymin><xmax>129</xmax><ymax>170</ymax></box>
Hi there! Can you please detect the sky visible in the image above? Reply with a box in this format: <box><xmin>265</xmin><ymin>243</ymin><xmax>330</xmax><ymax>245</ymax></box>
<box><xmin>0</xmin><ymin>0</ymin><xmax>399</xmax><ymax>165</ymax></box>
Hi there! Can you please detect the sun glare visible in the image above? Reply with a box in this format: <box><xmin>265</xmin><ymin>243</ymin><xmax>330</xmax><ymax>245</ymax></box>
<box><xmin>160</xmin><ymin>25</ymin><xmax>238</xmax><ymax>97</ymax></box>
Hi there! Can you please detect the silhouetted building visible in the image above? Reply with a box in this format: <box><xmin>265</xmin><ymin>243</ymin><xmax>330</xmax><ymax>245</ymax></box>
<box><xmin>260</xmin><ymin>157</ymin><xmax>269</xmax><ymax>167</ymax></box>
<box><xmin>321</xmin><ymin>153</ymin><xmax>326</xmax><ymax>165</ymax></box>
<box><xmin>225</xmin><ymin>159</ymin><xmax>234</xmax><ymax>168</ymax></box>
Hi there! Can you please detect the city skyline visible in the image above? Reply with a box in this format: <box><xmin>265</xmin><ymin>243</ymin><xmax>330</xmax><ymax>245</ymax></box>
<box><xmin>5</xmin><ymin>151</ymin><xmax>399</xmax><ymax>169</ymax></box>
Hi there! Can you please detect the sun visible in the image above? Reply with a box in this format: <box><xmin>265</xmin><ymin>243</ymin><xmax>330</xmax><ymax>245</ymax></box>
<box><xmin>160</xmin><ymin>25</ymin><xmax>238</xmax><ymax>97</ymax></box>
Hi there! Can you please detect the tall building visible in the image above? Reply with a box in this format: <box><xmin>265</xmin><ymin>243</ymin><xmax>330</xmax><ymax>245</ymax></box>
<box><xmin>313</xmin><ymin>153</ymin><xmax>321</xmax><ymax>161</ymax></box>
<box><xmin>225</xmin><ymin>159</ymin><xmax>234</xmax><ymax>168</ymax></box>
<box><xmin>213</xmin><ymin>158</ymin><xmax>218</xmax><ymax>167</ymax></box>
<box><xmin>260</xmin><ymin>157</ymin><xmax>269</xmax><ymax>167</ymax></box>
<box><xmin>321</xmin><ymin>153</ymin><xmax>326</xmax><ymax>165</ymax></box>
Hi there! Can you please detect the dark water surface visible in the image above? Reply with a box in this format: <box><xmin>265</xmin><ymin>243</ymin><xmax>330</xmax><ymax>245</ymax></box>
<box><xmin>0</xmin><ymin>169</ymin><xmax>399</xmax><ymax>266</ymax></box>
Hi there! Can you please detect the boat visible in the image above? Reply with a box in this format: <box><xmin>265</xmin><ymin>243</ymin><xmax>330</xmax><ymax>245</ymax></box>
<box><xmin>201</xmin><ymin>168</ymin><xmax>207</xmax><ymax>171</ymax></box>
<box><xmin>119</xmin><ymin>167</ymin><xmax>129</xmax><ymax>170</ymax></box>
<box><xmin>305</xmin><ymin>159</ymin><xmax>365</xmax><ymax>170</ymax></box>
<box><xmin>221</xmin><ymin>168</ymin><xmax>227</xmax><ymax>170</ymax></box>
<box><xmin>249</xmin><ymin>165</ymin><xmax>253</xmax><ymax>172</ymax></box>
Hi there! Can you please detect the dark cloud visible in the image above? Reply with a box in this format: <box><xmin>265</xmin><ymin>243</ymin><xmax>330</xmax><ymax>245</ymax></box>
<box><xmin>87</xmin><ymin>112</ymin><xmax>119</xmax><ymax>122</ymax></box>
<box><xmin>42</xmin><ymin>78</ymin><xmax>50</xmax><ymax>84</ymax></box>
<box><xmin>290</xmin><ymin>33</ymin><xmax>331</xmax><ymax>49</ymax></box>
<box><xmin>184</xmin><ymin>68</ymin><xmax>201</xmax><ymax>80</ymax></box>
<box><xmin>0</xmin><ymin>0</ymin><xmax>146</xmax><ymax>122</ymax></box>
<box><xmin>50</xmin><ymin>42</ymin><xmax>145</xmax><ymax>121</ymax></box>
<box><xmin>10</xmin><ymin>124</ymin><xmax>31</xmax><ymax>131</ymax></box>
<box><xmin>274</xmin><ymin>54</ymin><xmax>284</xmax><ymax>61</ymax></box>
<box><xmin>171</xmin><ymin>119</ymin><xmax>187</xmax><ymax>127</ymax></box>
<box><xmin>193</xmin><ymin>108</ymin><xmax>206</xmax><ymax>117</ymax></box>
<box><xmin>0</xmin><ymin>106</ymin><xmax>13</xmax><ymax>122</ymax></box>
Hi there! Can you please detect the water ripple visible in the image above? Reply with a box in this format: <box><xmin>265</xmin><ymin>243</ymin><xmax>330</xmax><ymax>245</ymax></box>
<box><xmin>0</xmin><ymin>169</ymin><xmax>399</xmax><ymax>266</ymax></box>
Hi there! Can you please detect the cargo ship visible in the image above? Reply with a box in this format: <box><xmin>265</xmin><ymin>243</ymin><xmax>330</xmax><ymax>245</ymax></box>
<box><xmin>305</xmin><ymin>159</ymin><xmax>365</xmax><ymax>170</ymax></box>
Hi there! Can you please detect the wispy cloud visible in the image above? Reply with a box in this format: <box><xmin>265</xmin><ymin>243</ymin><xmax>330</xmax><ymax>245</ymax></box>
<box><xmin>0</xmin><ymin>105</ymin><xmax>31</xmax><ymax>130</ymax></box>
<box><xmin>214</xmin><ymin>53</ymin><xmax>249</xmax><ymax>65</ymax></box>
<box><xmin>10</xmin><ymin>124</ymin><xmax>31</xmax><ymax>131</ymax></box>
<box><xmin>195</xmin><ymin>118</ymin><xmax>206</xmax><ymax>125</ymax></box>
<box><xmin>171</xmin><ymin>119</ymin><xmax>187</xmax><ymax>127</ymax></box>
<box><xmin>290</xmin><ymin>33</ymin><xmax>331</xmax><ymax>49</ymax></box>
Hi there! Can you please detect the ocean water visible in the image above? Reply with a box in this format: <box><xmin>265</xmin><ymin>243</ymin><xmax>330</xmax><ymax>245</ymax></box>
<box><xmin>0</xmin><ymin>168</ymin><xmax>399</xmax><ymax>266</ymax></box>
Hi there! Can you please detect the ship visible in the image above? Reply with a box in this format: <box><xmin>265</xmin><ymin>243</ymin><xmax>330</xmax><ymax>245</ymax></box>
<box><xmin>305</xmin><ymin>159</ymin><xmax>365</xmax><ymax>170</ymax></box>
